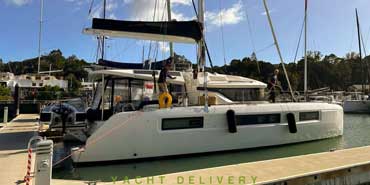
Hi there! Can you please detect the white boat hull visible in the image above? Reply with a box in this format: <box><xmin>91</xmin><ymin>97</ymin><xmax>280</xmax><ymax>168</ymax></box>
<box><xmin>343</xmin><ymin>100</ymin><xmax>370</xmax><ymax>113</ymax></box>
<box><xmin>72</xmin><ymin>103</ymin><xmax>343</xmax><ymax>163</ymax></box>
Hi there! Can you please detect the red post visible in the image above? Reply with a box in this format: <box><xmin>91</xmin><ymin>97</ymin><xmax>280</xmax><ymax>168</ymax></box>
<box><xmin>24</xmin><ymin>148</ymin><xmax>32</xmax><ymax>185</ymax></box>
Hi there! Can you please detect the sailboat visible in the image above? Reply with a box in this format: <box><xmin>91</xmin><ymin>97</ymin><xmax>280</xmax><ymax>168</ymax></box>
<box><xmin>70</xmin><ymin>0</ymin><xmax>343</xmax><ymax>164</ymax></box>
<box><xmin>343</xmin><ymin>9</ymin><xmax>370</xmax><ymax>113</ymax></box>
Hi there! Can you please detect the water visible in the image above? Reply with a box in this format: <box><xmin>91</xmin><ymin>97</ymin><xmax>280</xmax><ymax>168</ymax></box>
<box><xmin>53</xmin><ymin>114</ymin><xmax>370</xmax><ymax>182</ymax></box>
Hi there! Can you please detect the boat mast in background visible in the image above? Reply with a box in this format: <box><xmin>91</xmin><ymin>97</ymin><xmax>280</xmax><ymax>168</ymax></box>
<box><xmin>37</xmin><ymin>0</ymin><xmax>44</xmax><ymax>74</ymax></box>
<box><xmin>355</xmin><ymin>9</ymin><xmax>365</xmax><ymax>93</ymax></box>
<box><xmin>262</xmin><ymin>0</ymin><xmax>295</xmax><ymax>100</ymax></box>
<box><xmin>304</xmin><ymin>0</ymin><xmax>308</xmax><ymax>98</ymax></box>
<box><xmin>166</xmin><ymin>0</ymin><xmax>175</xmax><ymax>70</ymax></box>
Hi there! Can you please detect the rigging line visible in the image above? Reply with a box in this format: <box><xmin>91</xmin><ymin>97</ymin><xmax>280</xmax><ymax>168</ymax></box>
<box><xmin>191</xmin><ymin>0</ymin><xmax>214</xmax><ymax>70</ymax></box>
<box><xmin>348</xmin><ymin>21</ymin><xmax>356</xmax><ymax>52</ymax></box>
<box><xmin>255</xmin><ymin>43</ymin><xmax>275</xmax><ymax>54</ymax></box>
<box><xmin>293</xmin><ymin>18</ymin><xmax>305</xmax><ymax>64</ymax></box>
<box><xmin>154</xmin><ymin>1</ymin><xmax>168</xmax><ymax>61</ymax></box>
<box><xmin>147</xmin><ymin>0</ymin><xmax>159</xmax><ymax>60</ymax></box>
<box><xmin>364</xmin><ymin>22</ymin><xmax>370</xmax><ymax>51</ymax></box>
<box><xmin>360</xmin><ymin>29</ymin><xmax>370</xmax><ymax>85</ymax></box>
<box><xmin>88</xmin><ymin>0</ymin><xmax>95</xmax><ymax>15</ymax></box>
<box><xmin>243</xmin><ymin>0</ymin><xmax>259</xmax><ymax>73</ymax></box>
<box><xmin>243</xmin><ymin>0</ymin><xmax>256</xmax><ymax>52</ymax></box>
<box><xmin>262</xmin><ymin>0</ymin><xmax>295</xmax><ymax>101</ymax></box>
<box><xmin>219</xmin><ymin>0</ymin><xmax>227</xmax><ymax>66</ymax></box>
<box><xmin>360</xmin><ymin>29</ymin><xmax>367</xmax><ymax>56</ymax></box>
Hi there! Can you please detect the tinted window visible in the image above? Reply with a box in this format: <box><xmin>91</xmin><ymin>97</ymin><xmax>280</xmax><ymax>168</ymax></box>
<box><xmin>162</xmin><ymin>117</ymin><xmax>204</xmax><ymax>130</ymax></box>
<box><xmin>299</xmin><ymin>112</ymin><xmax>320</xmax><ymax>121</ymax></box>
<box><xmin>134</xmin><ymin>70</ymin><xmax>158</xmax><ymax>75</ymax></box>
<box><xmin>197</xmin><ymin>88</ymin><xmax>264</xmax><ymax>101</ymax></box>
<box><xmin>236</xmin><ymin>114</ymin><xmax>281</xmax><ymax>125</ymax></box>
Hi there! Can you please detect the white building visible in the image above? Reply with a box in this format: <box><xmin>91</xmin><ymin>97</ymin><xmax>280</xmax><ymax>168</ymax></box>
<box><xmin>0</xmin><ymin>72</ymin><xmax>68</xmax><ymax>91</ymax></box>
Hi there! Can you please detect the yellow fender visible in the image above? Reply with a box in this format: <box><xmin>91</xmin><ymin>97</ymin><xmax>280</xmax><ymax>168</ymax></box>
<box><xmin>159</xmin><ymin>92</ymin><xmax>173</xmax><ymax>109</ymax></box>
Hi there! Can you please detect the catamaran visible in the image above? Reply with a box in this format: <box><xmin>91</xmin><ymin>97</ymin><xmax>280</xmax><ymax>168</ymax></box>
<box><xmin>70</xmin><ymin>0</ymin><xmax>343</xmax><ymax>164</ymax></box>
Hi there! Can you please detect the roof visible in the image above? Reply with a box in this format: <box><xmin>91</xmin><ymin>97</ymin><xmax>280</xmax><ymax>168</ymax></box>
<box><xmin>89</xmin><ymin>69</ymin><xmax>185</xmax><ymax>85</ymax></box>
<box><xmin>89</xmin><ymin>70</ymin><xmax>267</xmax><ymax>88</ymax></box>
<box><xmin>197</xmin><ymin>72</ymin><xmax>267</xmax><ymax>89</ymax></box>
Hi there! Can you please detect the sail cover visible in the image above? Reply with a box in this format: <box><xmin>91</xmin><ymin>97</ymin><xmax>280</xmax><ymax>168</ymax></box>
<box><xmin>84</xmin><ymin>18</ymin><xmax>202</xmax><ymax>43</ymax></box>
<box><xmin>98</xmin><ymin>59</ymin><xmax>167</xmax><ymax>70</ymax></box>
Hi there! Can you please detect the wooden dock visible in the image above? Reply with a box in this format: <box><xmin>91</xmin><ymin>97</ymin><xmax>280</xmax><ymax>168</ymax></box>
<box><xmin>53</xmin><ymin>145</ymin><xmax>370</xmax><ymax>185</ymax></box>
<box><xmin>0</xmin><ymin>114</ymin><xmax>39</xmax><ymax>185</ymax></box>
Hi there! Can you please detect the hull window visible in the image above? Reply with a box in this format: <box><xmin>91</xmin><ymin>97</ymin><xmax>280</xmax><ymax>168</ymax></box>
<box><xmin>162</xmin><ymin>117</ymin><xmax>204</xmax><ymax>130</ymax></box>
<box><xmin>299</xmin><ymin>111</ymin><xmax>320</xmax><ymax>121</ymax></box>
<box><xmin>236</xmin><ymin>114</ymin><xmax>281</xmax><ymax>125</ymax></box>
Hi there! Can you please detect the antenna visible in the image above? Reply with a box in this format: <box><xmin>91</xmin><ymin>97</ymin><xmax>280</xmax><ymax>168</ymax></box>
<box><xmin>37</xmin><ymin>0</ymin><xmax>44</xmax><ymax>74</ymax></box>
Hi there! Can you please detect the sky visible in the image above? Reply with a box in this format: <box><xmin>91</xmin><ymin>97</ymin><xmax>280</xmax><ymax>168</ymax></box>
<box><xmin>1</xmin><ymin>0</ymin><xmax>370</xmax><ymax>66</ymax></box>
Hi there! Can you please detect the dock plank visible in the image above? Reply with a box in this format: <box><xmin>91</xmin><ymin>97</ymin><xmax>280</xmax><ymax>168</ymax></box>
<box><xmin>0</xmin><ymin>114</ymin><xmax>39</xmax><ymax>185</ymax></box>
<box><xmin>52</xmin><ymin>146</ymin><xmax>370</xmax><ymax>185</ymax></box>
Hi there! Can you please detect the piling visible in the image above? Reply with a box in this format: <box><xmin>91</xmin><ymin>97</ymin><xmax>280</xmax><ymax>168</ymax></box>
<box><xmin>34</xmin><ymin>140</ymin><xmax>53</xmax><ymax>185</ymax></box>
<box><xmin>3</xmin><ymin>106</ymin><xmax>8</xmax><ymax>126</ymax></box>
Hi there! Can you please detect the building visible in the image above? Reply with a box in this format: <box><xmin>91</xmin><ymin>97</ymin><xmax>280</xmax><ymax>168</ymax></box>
<box><xmin>0</xmin><ymin>72</ymin><xmax>68</xmax><ymax>92</ymax></box>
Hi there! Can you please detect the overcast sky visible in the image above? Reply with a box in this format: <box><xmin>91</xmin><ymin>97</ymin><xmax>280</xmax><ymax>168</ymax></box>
<box><xmin>1</xmin><ymin>0</ymin><xmax>370</xmax><ymax>66</ymax></box>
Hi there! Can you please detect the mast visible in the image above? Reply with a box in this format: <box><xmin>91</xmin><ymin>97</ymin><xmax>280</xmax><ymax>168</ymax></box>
<box><xmin>304</xmin><ymin>0</ymin><xmax>308</xmax><ymax>98</ymax></box>
<box><xmin>166</xmin><ymin>0</ymin><xmax>175</xmax><ymax>70</ymax></box>
<box><xmin>262</xmin><ymin>0</ymin><xmax>295</xmax><ymax>100</ymax></box>
<box><xmin>101</xmin><ymin>0</ymin><xmax>107</xmax><ymax>60</ymax></box>
<box><xmin>356</xmin><ymin>9</ymin><xmax>364</xmax><ymax>93</ymax></box>
<box><xmin>198</xmin><ymin>0</ymin><xmax>208</xmax><ymax>111</ymax></box>
<box><xmin>37</xmin><ymin>0</ymin><xmax>44</xmax><ymax>74</ymax></box>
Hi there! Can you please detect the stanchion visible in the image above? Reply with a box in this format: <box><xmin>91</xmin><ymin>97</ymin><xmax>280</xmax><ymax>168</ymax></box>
<box><xmin>24</xmin><ymin>136</ymin><xmax>43</xmax><ymax>184</ymax></box>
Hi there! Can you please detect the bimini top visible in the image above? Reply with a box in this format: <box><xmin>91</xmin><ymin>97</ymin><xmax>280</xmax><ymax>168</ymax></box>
<box><xmin>89</xmin><ymin>69</ymin><xmax>185</xmax><ymax>85</ymax></box>
<box><xmin>84</xmin><ymin>18</ymin><xmax>202</xmax><ymax>44</ymax></box>
<box><xmin>197</xmin><ymin>72</ymin><xmax>267</xmax><ymax>89</ymax></box>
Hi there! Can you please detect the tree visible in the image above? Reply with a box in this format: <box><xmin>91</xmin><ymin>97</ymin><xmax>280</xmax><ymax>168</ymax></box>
<box><xmin>36</xmin><ymin>85</ymin><xmax>64</xmax><ymax>100</ymax></box>
<box><xmin>0</xmin><ymin>85</ymin><xmax>12</xmax><ymax>101</ymax></box>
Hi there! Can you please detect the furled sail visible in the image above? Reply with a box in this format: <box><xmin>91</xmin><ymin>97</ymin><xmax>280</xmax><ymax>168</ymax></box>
<box><xmin>98</xmin><ymin>58</ymin><xmax>168</xmax><ymax>70</ymax></box>
<box><xmin>84</xmin><ymin>18</ymin><xmax>202</xmax><ymax>43</ymax></box>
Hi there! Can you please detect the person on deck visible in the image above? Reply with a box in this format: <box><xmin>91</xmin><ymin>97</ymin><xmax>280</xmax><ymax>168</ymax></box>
<box><xmin>158</xmin><ymin>60</ymin><xmax>176</xmax><ymax>94</ymax></box>
<box><xmin>268</xmin><ymin>69</ymin><xmax>280</xmax><ymax>103</ymax></box>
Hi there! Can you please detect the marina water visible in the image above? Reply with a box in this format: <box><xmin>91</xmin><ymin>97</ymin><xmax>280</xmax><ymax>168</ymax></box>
<box><xmin>53</xmin><ymin>114</ymin><xmax>370</xmax><ymax>182</ymax></box>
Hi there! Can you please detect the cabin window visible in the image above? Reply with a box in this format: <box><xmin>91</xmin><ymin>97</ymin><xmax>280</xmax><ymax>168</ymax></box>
<box><xmin>32</xmin><ymin>83</ymin><xmax>36</xmax><ymax>86</ymax></box>
<box><xmin>198</xmin><ymin>88</ymin><xmax>264</xmax><ymax>101</ymax></box>
<box><xmin>162</xmin><ymin>117</ymin><xmax>204</xmax><ymax>130</ymax></box>
<box><xmin>299</xmin><ymin>111</ymin><xmax>320</xmax><ymax>121</ymax></box>
<box><xmin>236</xmin><ymin>114</ymin><xmax>281</xmax><ymax>125</ymax></box>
